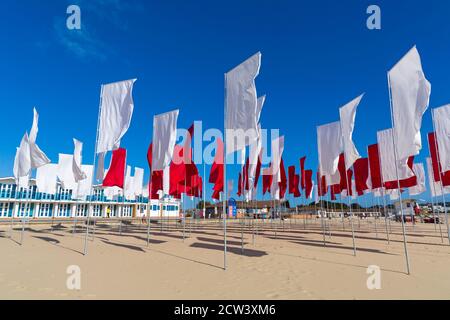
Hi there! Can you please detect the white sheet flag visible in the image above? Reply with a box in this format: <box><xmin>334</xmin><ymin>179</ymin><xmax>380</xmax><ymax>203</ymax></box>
<box><xmin>317</xmin><ymin>121</ymin><xmax>343</xmax><ymax>177</ymax></box>
<box><xmin>426</xmin><ymin>158</ymin><xmax>450</xmax><ymax>197</ymax></box>
<box><xmin>28</xmin><ymin>108</ymin><xmax>50</xmax><ymax>168</ymax></box>
<box><xmin>73</xmin><ymin>165</ymin><xmax>93</xmax><ymax>200</ymax></box>
<box><xmin>377</xmin><ymin>128</ymin><xmax>414</xmax><ymax>182</ymax></box>
<box><xmin>152</xmin><ymin>109</ymin><xmax>179</xmax><ymax>172</ymax></box>
<box><xmin>36</xmin><ymin>163</ymin><xmax>58</xmax><ymax>195</ymax></box>
<box><xmin>432</xmin><ymin>105</ymin><xmax>450</xmax><ymax>173</ymax></box>
<box><xmin>57</xmin><ymin>154</ymin><xmax>77</xmax><ymax>190</ymax></box>
<box><xmin>13</xmin><ymin>133</ymin><xmax>31</xmax><ymax>181</ymax></box>
<box><xmin>389</xmin><ymin>46</ymin><xmax>431</xmax><ymax>160</ymax></box>
<box><xmin>225</xmin><ymin>52</ymin><xmax>261</xmax><ymax>154</ymax></box>
<box><xmin>73</xmin><ymin>139</ymin><xmax>87</xmax><ymax>182</ymax></box>
<box><xmin>133</xmin><ymin>167</ymin><xmax>144</xmax><ymax>196</ymax></box>
<box><xmin>409</xmin><ymin>163</ymin><xmax>426</xmax><ymax>196</ymax></box>
<box><xmin>339</xmin><ymin>94</ymin><xmax>363</xmax><ymax>169</ymax></box>
<box><xmin>97</xmin><ymin>79</ymin><xmax>137</xmax><ymax>154</ymax></box>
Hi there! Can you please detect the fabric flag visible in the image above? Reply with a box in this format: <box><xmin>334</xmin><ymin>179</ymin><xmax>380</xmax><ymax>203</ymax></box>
<box><xmin>269</xmin><ymin>136</ymin><xmax>285</xmax><ymax>200</ymax></box>
<box><xmin>367</xmin><ymin>144</ymin><xmax>382</xmax><ymax>189</ymax></box>
<box><xmin>133</xmin><ymin>167</ymin><xmax>144</xmax><ymax>196</ymax></box>
<box><xmin>305</xmin><ymin>170</ymin><xmax>313</xmax><ymax>199</ymax></box>
<box><xmin>432</xmin><ymin>105</ymin><xmax>450</xmax><ymax>173</ymax></box>
<box><xmin>317</xmin><ymin>121</ymin><xmax>343</xmax><ymax>177</ymax></box>
<box><xmin>28</xmin><ymin>108</ymin><xmax>51</xmax><ymax>169</ymax></box>
<box><xmin>124</xmin><ymin>166</ymin><xmax>136</xmax><ymax>201</ymax></box>
<box><xmin>225</xmin><ymin>52</ymin><xmax>261</xmax><ymax>154</ymax></box>
<box><xmin>57</xmin><ymin>154</ymin><xmax>78</xmax><ymax>190</ymax></box>
<box><xmin>209</xmin><ymin>137</ymin><xmax>224</xmax><ymax>200</ymax></box>
<box><xmin>73</xmin><ymin>165</ymin><xmax>94</xmax><ymax>200</ymax></box>
<box><xmin>427</xmin><ymin>132</ymin><xmax>450</xmax><ymax>186</ymax></box>
<box><xmin>152</xmin><ymin>110</ymin><xmax>179</xmax><ymax>172</ymax></box>
<box><xmin>300</xmin><ymin>157</ymin><xmax>306</xmax><ymax>190</ymax></box>
<box><xmin>237</xmin><ymin>172</ymin><xmax>242</xmax><ymax>197</ymax></box>
<box><xmin>149</xmin><ymin>171</ymin><xmax>163</xmax><ymax>200</ymax></box>
<box><xmin>314</xmin><ymin>183</ymin><xmax>319</xmax><ymax>204</ymax></box>
<box><xmin>339</xmin><ymin>94</ymin><xmax>363</xmax><ymax>169</ymax></box>
<box><xmin>97</xmin><ymin>79</ymin><xmax>137</xmax><ymax>154</ymax></box>
<box><xmin>377</xmin><ymin>129</ymin><xmax>415</xmax><ymax>184</ymax></box>
<box><xmin>13</xmin><ymin>133</ymin><xmax>31</xmax><ymax>182</ymax></box>
<box><xmin>353</xmin><ymin>158</ymin><xmax>369</xmax><ymax>196</ymax></box>
<box><xmin>409</xmin><ymin>163</ymin><xmax>426</xmax><ymax>196</ymax></box>
<box><xmin>103</xmin><ymin>148</ymin><xmax>127</xmax><ymax>188</ymax></box>
<box><xmin>389</xmin><ymin>46</ymin><xmax>431</xmax><ymax>160</ymax></box>
<box><xmin>288</xmin><ymin>166</ymin><xmax>296</xmax><ymax>194</ymax></box>
<box><xmin>262</xmin><ymin>169</ymin><xmax>273</xmax><ymax>196</ymax></box>
<box><xmin>36</xmin><ymin>163</ymin><xmax>58</xmax><ymax>195</ymax></box>
<box><xmin>317</xmin><ymin>170</ymin><xmax>327</xmax><ymax>197</ymax></box>
<box><xmin>73</xmin><ymin>138</ymin><xmax>87</xmax><ymax>182</ymax></box>
<box><xmin>279</xmin><ymin>159</ymin><xmax>287</xmax><ymax>199</ymax></box>
<box><xmin>426</xmin><ymin>158</ymin><xmax>450</xmax><ymax>197</ymax></box>
<box><xmin>293</xmin><ymin>174</ymin><xmax>301</xmax><ymax>198</ymax></box>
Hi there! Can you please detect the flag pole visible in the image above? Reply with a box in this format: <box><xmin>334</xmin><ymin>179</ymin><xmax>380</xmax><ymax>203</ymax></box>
<box><xmin>387</xmin><ymin>73</ymin><xmax>411</xmax><ymax>275</ymax></box>
<box><xmin>146</xmin><ymin>178</ymin><xmax>152</xmax><ymax>246</ymax></box>
<box><xmin>83</xmin><ymin>84</ymin><xmax>103</xmax><ymax>256</ymax></box>
<box><xmin>223</xmin><ymin>73</ymin><xmax>228</xmax><ymax>271</ymax></box>
<box><xmin>339</xmin><ymin>121</ymin><xmax>357</xmax><ymax>256</ymax></box>
<box><xmin>372</xmin><ymin>145</ymin><xmax>390</xmax><ymax>244</ymax></box>
<box><xmin>430</xmin><ymin>110</ymin><xmax>450</xmax><ymax>244</ymax></box>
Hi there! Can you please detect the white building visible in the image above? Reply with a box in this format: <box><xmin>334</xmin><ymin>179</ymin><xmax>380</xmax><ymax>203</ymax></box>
<box><xmin>0</xmin><ymin>178</ymin><xmax>181</xmax><ymax>220</ymax></box>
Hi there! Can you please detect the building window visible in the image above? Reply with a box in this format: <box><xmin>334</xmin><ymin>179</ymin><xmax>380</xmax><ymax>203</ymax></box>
<box><xmin>0</xmin><ymin>202</ymin><xmax>12</xmax><ymax>217</ymax></box>
<box><xmin>93</xmin><ymin>205</ymin><xmax>102</xmax><ymax>217</ymax></box>
<box><xmin>18</xmin><ymin>203</ymin><xmax>34</xmax><ymax>217</ymax></box>
<box><xmin>76</xmin><ymin>204</ymin><xmax>88</xmax><ymax>217</ymax></box>
<box><xmin>122</xmin><ymin>206</ymin><xmax>132</xmax><ymax>217</ymax></box>
<box><xmin>57</xmin><ymin>204</ymin><xmax>71</xmax><ymax>217</ymax></box>
<box><xmin>38</xmin><ymin>203</ymin><xmax>53</xmax><ymax>217</ymax></box>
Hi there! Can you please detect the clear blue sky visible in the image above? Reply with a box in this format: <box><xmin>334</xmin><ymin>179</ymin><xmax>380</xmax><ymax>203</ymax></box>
<box><xmin>1</xmin><ymin>0</ymin><xmax>449</xmax><ymax>204</ymax></box>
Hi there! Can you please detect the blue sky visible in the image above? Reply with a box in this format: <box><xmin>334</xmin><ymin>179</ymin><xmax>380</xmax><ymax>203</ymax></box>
<box><xmin>1</xmin><ymin>0</ymin><xmax>449</xmax><ymax>204</ymax></box>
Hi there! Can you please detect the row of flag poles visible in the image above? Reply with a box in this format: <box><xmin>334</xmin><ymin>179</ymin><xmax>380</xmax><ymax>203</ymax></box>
<box><xmin>11</xmin><ymin>46</ymin><xmax>450</xmax><ymax>274</ymax></box>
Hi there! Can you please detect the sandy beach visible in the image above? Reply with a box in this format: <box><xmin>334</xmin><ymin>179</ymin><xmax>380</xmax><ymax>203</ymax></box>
<box><xmin>0</xmin><ymin>217</ymin><xmax>449</xmax><ymax>300</ymax></box>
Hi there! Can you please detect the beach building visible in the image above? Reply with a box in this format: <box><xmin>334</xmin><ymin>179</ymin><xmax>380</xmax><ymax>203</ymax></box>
<box><xmin>0</xmin><ymin>177</ymin><xmax>181</xmax><ymax>220</ymax></box>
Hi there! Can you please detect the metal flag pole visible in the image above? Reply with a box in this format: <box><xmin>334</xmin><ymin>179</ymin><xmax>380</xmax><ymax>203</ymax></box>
<box><xmin>374</xmin><ymin>143</ymin><xmax>390</xmax><ymax>244</ymax></box>
<box><xmin>83</xmin><ymin>84</ymin><xmax>103</xmax><ymax>256</ymax></box>
<box><xmin>146</xmin><ymin>181</ymin><xmax>152</xmax><ymax>246</ymax></box>
<box><xmin>339</xmin><ymin>120</ymin><xmax>357</xmax><ymax>256</ymax></box>
<box><xmin>430</xmin><ymin>177</ymin><xmax>443</xmax><ymax>242</ymax></box>
<box><xmin>223</xmin><ymin>73</ymin><xmax>228</xmax><ymax>271</ymax></box>
<box><xmin>387</xmin><ymin>73</ymin><xmax>411</xmax><ymax>275</ymax></box>
<box><xmin>203</xmin><ymin>162</ymin><xmax>206</xmax><ymax>222</ymax></box>
<box><xmin>431</xmin><ymin>110</ymin><xmax>450</xmax><ymax>244</ymax></box>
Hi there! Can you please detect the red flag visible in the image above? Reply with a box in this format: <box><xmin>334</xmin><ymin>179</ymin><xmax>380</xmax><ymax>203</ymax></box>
<box><xmin>103</xmin><ymin>148</ymin><xmax>126</xmax><ymax>188</ymax></box>
<box><xmin>293</xmin><ymin>174</ymin><xmax>301</xmax><ymax>198</ymax></box>
<box><xmin>254</xmin><ymin>154</ymin><xmax>262</xmax><ymax>188</ymax></box>
<box><xmin>367</xmin><ymin>144</ymin><xmax>382</xmax><ymax>189</ymax></box>
<box><xmin>428</xmin><ymin>132</ymin><xmax>450</xmax><ymax>186</ymax></box>
<box><xmin>169</xmin><ymin>145</ymin><xmax>186</xmax><ymax>196</ymax></box>
<box><xmin>209</xmin><ymin>137</ymin><xmax>224</xmax><ymax>199</ymax></box>
<box><xmin>337</xmin><ymin>153</ymin><xmax>352</xmax><ymax>192</ymax></box>
<box><xmin>354</xmin><ymin>158</ymin><xmax>369</xmax><ymax>196</ymax></box>
<box><xmin>149</xmin><ymin>170</ymin><xmax>163</xmax><ymax>199</ymax></box>
<box><xmin>384</xmin><ymin>156</ymin><xmax>417</xmax><ymax>189</ymax></box>
<box><xmin>262</xmin><ymin>174</ymin><xmax>272</xmax><ymax>195</ymax></box>
<box><xmin>305</xmin><ymin>170</ymin><xmax>313</xmax><ymax>198</ymax></box>
<box><xmin>237</xmin><ymin>172</ymin><xmax>242</xmax><ymax>197</ymax></box>
<box><xmin>300</xmin><ymin>156</ymin><xmax>306</xmax><ymax>190</ymax></box>
<box><xmin>243</xmin><ymin>157</ymin><xmax>250</xmax><ymax>190</ymax></box>
<box><xmin>330</xmin><ymin>184</ymin><xmax>339</xmax><ymax>200</ymax></box>
<box><xmin>288</xmin><ymin>166</ymin><xmax>296</xmax><ymax>194</ymax></box>
<box><xmin>279</xmin><ymin>158</ymin><xmax>287</xmax><ymax>199</ymax></box>
<box><xmin>317</xmin><ymin>170</ymin><xmax>327</xmax><ymax>197</ymax></box>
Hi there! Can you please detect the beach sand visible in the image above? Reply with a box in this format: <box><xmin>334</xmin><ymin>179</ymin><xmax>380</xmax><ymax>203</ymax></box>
<box><xmin>0</xmin><ymin>217</ymin><xmax>449</xmax><ymax>300</ymax></box>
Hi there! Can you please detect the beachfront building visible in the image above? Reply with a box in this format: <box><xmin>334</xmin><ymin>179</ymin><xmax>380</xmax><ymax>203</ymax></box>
<box><xmin>0</xmin><ymin>177</ymin><xmax>181</xmax><ymax>220</ymax></box>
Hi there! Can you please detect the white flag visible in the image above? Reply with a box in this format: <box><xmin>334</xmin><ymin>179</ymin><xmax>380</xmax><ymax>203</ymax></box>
<box><xmin>36</xmin><ymin>163</ymin><xmax>58</xmax><ymax>195</ymax></box>
<box><xmin>377</xmin><ymin>129</ymin><xmax>414</xmax><ymax>183</ymax></box>
<box><xmin>73</xmin><ymin>165</ymin><xmax>93</xmax><ymax>200</ymax></box>
<box><xmin>124</xmin><ymin>166</ymin><xmax>136</xmax><ymax>201</ymax></box>
<box><xmin>28</xmin><ymin>108</ymin><xmax>50</xmax><ymax>168</ymax></box>
<box><xmin>432</xmin><ymin>105</ymin><xmax>450</xmax><ymax>173</ymax></box>
<box><xmin>314</xmin><ymin>184</ymin><xmax>319</xmax><ymax>204</ymax></box>
<box><xmin>409</xmin><ymin>163</ymin><xmax>426</xmax><ymax>196</ymax></box>
<box><xmin>97</xmin><ymin>79</ymin><xmax>137</xmax><ymax>154</ymax></box>
<box><xmin>389</xmin><ymin>46</ymin><xmax>431</xmax><ymax>160</ymax></box>
<box><xmin>152</xmin><ymin>109</ymin><xmax>179</xmax><ymax>172</ymax></box>
<box><xmin>225</xmin><ymin>52</ymin><xmax>261</xmax><ymax>154</ymax></box>
<box><xmin>57</xmin><ymin>154</ymin><xmax>77</xmax><ymax>190</ymax></box>
<box><xmin>73</xmin><ymin>139</ymin><xmax>87</xmax><ymax>182</ymax></box>
<box><xmin>317</xmin><ymin>121</ymin><xmax>343</xmax><ymax>177</ymax></box>
<box><xmin>426</xmin><ymin>157</ymin><xmax>450</xmax><ymax>197</ymax></box>
<box><xmin>133</xmin><ymin>167</ymin><xmax>144</xmax><ymax>196</ymax></box>
<box><xmin>339</xmin><ymin>94</ymin><xmax>363</xmax><ymax>169</ymax></box>
<box><xmin>13</xmin><ymin>133</ymin><xmax>31</xmax><ymax>181</ymax></box>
